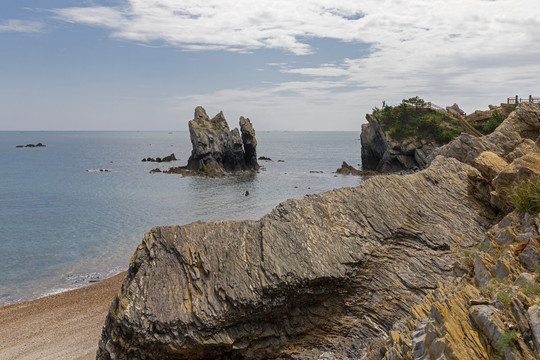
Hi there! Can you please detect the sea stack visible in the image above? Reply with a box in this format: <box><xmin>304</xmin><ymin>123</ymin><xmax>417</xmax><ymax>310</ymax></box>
<box><xmin>170</xmin><ymin>106</ymin><xmax>259</xmax><ymax>177</ymax></box>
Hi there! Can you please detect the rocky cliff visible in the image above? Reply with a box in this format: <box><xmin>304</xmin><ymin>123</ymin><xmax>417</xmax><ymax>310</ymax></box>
<box><xmin>166</xmin><ymin>107</ymin><xmax>259</xmax><ymax>177</ymax></box>
<box><xmin>360</xmin><ymin>100</ymin><xmax>482</xmax><ymax>172</ymax></box>
<box><xmin>360</xmin><ymin>113</ymin><xmax>432</xmax><ymax>172</ymax></box>
<box><xmin>98</xmin><ymin>103</ymin><xmax>540</xmax><ymax>360</ymax></box>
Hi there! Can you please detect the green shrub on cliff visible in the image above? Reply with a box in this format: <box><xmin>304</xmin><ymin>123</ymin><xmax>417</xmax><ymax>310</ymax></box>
<box><xmin>471</xmin><ymin>110</ymin><xmax>506</xmax><ymax>135</ymax></box>
<box><xmin>474</xmin><ymin>110</ymin><xmax>505</xmax><ymax>135</ymax></box>
<box><xmin>510</xmin><ymin>177</ymin><xmax>540</xmax><ymax>214</ymax></box>
<box><xmin>373</xmin><ymin>97</ymin><xmax>462</xmax><ymax>143</ymax></box>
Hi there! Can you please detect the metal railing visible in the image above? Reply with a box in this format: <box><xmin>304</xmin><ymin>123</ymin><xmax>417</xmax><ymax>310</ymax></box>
<box><xmin>425</xmin><ymin>102</ymin><xmax>444</xmax><ymax>110</ymax></box>
<box><xmin>507</xmin><ymin>95</ymin><xmax>539</xmax><ymax>104</ymax></box>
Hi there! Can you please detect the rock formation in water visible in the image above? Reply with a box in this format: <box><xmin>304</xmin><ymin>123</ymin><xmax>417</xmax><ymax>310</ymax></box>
<box><xmin>335</xmin><ymin>161</ymin><xmax>379</xmax><ymax>176</ymax></box>
<box><xmin>98</xmin><ymin>103</ymin><xmax>540</xmax><ymax>360</ymax></box>
<box><xmin>16</xmin><ymin>143</ymin><xmax>46</xmax><ymax>148</ymax></box>
<box><xmin>142</xmin><ymin>153</ymin><xmax>177</xmax><ymax>163</ymax></box>
<box><xmin>165</xmin><ymin>107</ymin><xmax>259</xmax><ymax>177</ymax></box>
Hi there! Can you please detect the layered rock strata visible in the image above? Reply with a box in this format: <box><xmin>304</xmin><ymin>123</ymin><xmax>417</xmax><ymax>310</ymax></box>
<box><xmin>382</xmin><ymin>103</ymin><xmax>540</xmax><ymax>360</ymax></box>
<box><xmin>98</xmin><ymin>103</ymin><xmax>540</xmax><ymax>359</ymax></box>
<box><xmin>384</xmin><ymin>210</ymin><xmax>540</xmax><ymax>360</ymax></box>
<box><xmin>97</xmin><ymin>155</ymin><xmax>497</xmax><ymax>359</ymax></box>
<box><xmin>166</xmin><ymin>107</ymin><xmax>259</xmax><ymax>177</ymax></box>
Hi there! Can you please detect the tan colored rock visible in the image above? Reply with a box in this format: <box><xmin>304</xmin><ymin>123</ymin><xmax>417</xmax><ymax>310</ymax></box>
<box><xmin>491</xmin><ymin>153</ymin><xmax>540</xmax><ymax>212</ymax></box>
<box><xmin>473</xmin><ymin>151</ymin><xmax>509</xmax><ymax>181</ymax></box>
<box><xmin>506</xmin><ymin>139</ymin><xmax>537</xmax><ymax>163</ymax></box>
<box><xmin>428</xmin><ymin>102</ymin><xmax>540</xmax><ymax>168</ymax></box>
<box><xmin>386</xmin><ymin>280</ymin><xmax>489</xmax><ymax>360</ymax></box>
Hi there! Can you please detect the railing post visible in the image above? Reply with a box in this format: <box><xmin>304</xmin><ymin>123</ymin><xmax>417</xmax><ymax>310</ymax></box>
<box><xmin>530</xmin><ymin>95</ymin><xmax>532</xmax><ymax>103</ymax></box>
<box><xmin>516</xmin><ymin>95</ymin><xmax>519</xmax><ymax>104</ymax></box>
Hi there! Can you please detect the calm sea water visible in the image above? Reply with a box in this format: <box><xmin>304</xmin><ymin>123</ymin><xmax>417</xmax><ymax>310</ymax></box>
<box><xmin>0</xmin><ymin>131</ymin><xmax>363</xmax><ymax>305</ymax></box>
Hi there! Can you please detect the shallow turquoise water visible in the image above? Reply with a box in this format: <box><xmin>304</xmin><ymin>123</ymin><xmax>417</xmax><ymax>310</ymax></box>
<box><xmin>0</xmin><ymin>131</ymin><xmax>363</xmax><ymax>304</ymax></box>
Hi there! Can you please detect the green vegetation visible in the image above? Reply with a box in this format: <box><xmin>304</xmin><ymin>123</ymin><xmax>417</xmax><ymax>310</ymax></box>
<box><xmin>472</xmin><ymin>110</ymin><xmax>506</xmax><ymax>135</ymax></box>
<box><xmin>496</xmin><ymin>329</ymin><xmax>518</xmax><ymax>359</ymax></box>
<box><xmin>372</xmin><ymin>97</ymin><xmax>463</xmax><ymax>143</ymax></box>
<box><xmin>485</xmin><ymin>110</ymin><xmax>505</xmax><ymax>133</ymax></box>
<box><xmin>494</xmin><ymin>277</ymin><xmax>509</xmax><ymax>285</ymax></box>
<box><xmin>510</xmin><ymin>177</ymin><xmax>540</xmax><ymax>214</ymax></box>
<box><xmin>496</xmin><ymin>291</ymin><xmax>511</xmax><ymax>305</ymax></box>
<box><xmin>523</xmin><ymin>283</ymin><xmax>540</xmax><ymax>296</ymax></box>
<box><xmin>462</xmin><ymin>249</ymin><xmax>476</xmax><ymax>258</ymax></box>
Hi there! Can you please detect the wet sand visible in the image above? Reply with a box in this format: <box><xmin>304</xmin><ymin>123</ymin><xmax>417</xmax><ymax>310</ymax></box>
<box><xmin>0</xmin><ymin>272</ymin><xmax>126</xmax><ymax>360</ymax></box>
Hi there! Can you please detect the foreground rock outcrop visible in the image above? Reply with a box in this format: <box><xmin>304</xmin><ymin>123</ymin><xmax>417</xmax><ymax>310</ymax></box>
<box><xmin>98</xmin><ymin>154</ymin><xmax>498</xmax><ymax>359</ymax></box>
<box><xmin>165</xmin><ymin>107</ymin><xmax>259</xmax><ymax>177</ymax></box>
<box><xmin>98</xmin><ymin>103</ymin><xmax>540</xmax><ymax>359</ymax></box>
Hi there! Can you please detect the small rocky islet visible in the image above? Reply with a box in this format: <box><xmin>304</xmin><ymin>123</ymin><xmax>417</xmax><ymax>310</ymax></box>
<box><xmin>97</xmin><ymin>102</ymin><xmax>540</xmax><ymax>360</ymax></box>
<box><xmin>16</xmin><ymin>142</ymin><xmax>46</xmax><ymax>148</ymax></box>
<box><xmin>157</xmin><ymin>106</ymin><xmax>259</xmax><ymax>177</ymax></box>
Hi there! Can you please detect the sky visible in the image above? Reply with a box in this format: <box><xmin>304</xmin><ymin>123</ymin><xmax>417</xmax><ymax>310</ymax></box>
<box><xmin>0</xmin><ymin>0</ymin><xmax>539</xmax><ymax>131</ymax></box>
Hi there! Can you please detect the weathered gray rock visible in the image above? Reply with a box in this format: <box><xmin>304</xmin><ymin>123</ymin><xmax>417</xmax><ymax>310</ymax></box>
<box><xmin>360</xmin><ymin>116</ymin><xmax>389</xmax><ymax>171</ymax></box>
<box><xmin>518</xmin><ymin>244</ymin><xmax>539</xmax><ymax>271</ymax></box>
<box><xmin>411</xmin><ymin>319</ymin><xmax>429</xmax><ymax>360</ymax></box>
<box><xmin>97</xmin><ymin>156</ymin><xmax>496</xmax><ymax>359</ymax></box>
<box><xmin>514</xmin><ymin>273</ymin><xmax>536</xmax><ymax>287</ymax></box>
<box><xmin>474</xmin><ymin>254</ymin><xmax>492</xmax><ymax>287</ymax></box>
<box><xmin>469</xmin><ymin>305</ymin><xmax>521</xmax><ymax>360</ymax></box>
<box><xmin>239</xmin><ymin>116</ymin><xmax>258</xmax><ymax>168</ymax></box>
<box><xmin>169</xmin><ymin>107</ymin><xmax>259</xmax><ymax>177</ymax></box>
<box><xmin>360</xmin><ymin>114</ymin><xmax>437</xmax><ymax>172</ymax></box>
<box><xmin>446</xmin><ymin>103</ymin><xmax>464</xmax><ymax>118</ymax></box>
<box><xmin>510</xmin><ymin>298</ymin><xmax>533</xmax><ymax>351</ymax></box>
<box><xmin>528</xmin><ymin>305</ymin><xmax>540</xmax><ymax>352</ymax></box>
<box><xmin>491</xmin><ymin>259</ymin><xmax>510</xmax><ymax>280</ymax></box>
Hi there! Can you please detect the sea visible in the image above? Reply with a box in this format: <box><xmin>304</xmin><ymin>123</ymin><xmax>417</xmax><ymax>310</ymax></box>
<box><xmin>0</xmin><ymin>131</ymin><xmax>363</xmax><ymax>305</ymax></box>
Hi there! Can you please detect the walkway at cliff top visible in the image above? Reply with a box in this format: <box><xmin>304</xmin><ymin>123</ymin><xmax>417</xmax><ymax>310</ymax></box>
<box><xmin>507</xmin><ymin>95</ymin><xmax>540</xmax><ymax>104</ymax></box>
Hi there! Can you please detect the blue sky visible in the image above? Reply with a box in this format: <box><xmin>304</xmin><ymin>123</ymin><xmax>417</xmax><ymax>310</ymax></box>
<box><xmin>1</xmin><ymin>0</ymin><xmax>539</xmax><ymax>131</ymax></box>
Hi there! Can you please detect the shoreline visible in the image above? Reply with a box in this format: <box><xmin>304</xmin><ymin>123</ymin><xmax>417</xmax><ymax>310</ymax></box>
<box><xmin>0</xmin><ymin>271</ymin><xmax>125</xmax><ymax>360</ymax></box>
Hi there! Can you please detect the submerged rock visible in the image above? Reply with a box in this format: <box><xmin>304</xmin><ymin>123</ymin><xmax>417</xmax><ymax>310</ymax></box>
<box><xmin>335</xmin><ymin>161</ymin><xmax>379</xmax><ymax>176</ymax></box>
<box><xmin>16</xmin><ymin>142</ymin><xmax>46</xmax><ymax>148</ymax></box>
<box><xmin>142</xmin><ymin>153</ymin><xmax>177</xmax><ymax>163</ymax></box>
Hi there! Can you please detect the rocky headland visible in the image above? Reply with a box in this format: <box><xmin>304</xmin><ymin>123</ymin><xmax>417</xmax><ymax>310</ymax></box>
<box><xmin>98</xmin><ymin>103</ymin><xmax>540</xmax><ymax>359</ymax></box>
<box><xmin>360</xmin><ymin>98</ymin><xmax>511</xmax><ymax>173</ymax></box>
<box><xmin>164</xmin><ymin>107</ymin><xmax>259</xmax><ymax>177</ymax></box>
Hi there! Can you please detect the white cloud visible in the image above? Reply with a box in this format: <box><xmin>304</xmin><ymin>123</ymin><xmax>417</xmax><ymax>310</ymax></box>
<box><xmin>0</xmin><ymin>19</ymin><xmax>44</xmax><ymax>33</ymax></box>
<box><xmin>53</xmin><ymin>0</ymin><xmax>369</xmax><ymax>55</ymax></box>
<box><xmin>51</xmin><ymin>0</ymin><xmax>540</xmax><ymax>127</ymax></box>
